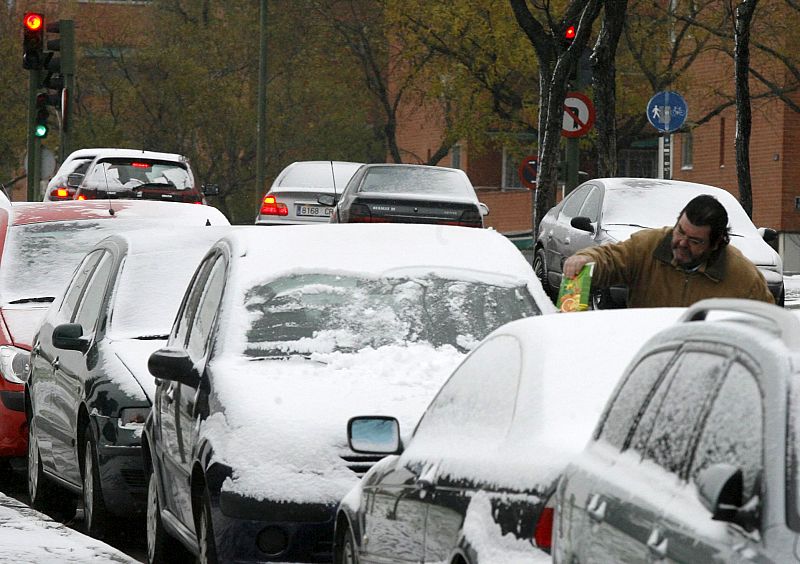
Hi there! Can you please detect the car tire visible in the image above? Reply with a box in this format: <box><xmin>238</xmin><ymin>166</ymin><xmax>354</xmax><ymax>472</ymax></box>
<box><xmin>147</xmin><ymin>470</ymin><xmax>190</xmax><ymax>564</ymax></box>
<box><xmin>198</xmin><ymin>486</ymin><xmax>219</xmax><ymax>564</ymax></box>
<box><xmin>336</xmin><ymin>524</ymin><xmax>359</xmax><ymax>564</ymax></box>
<box><xmin>533</xmin><ymin>249</ymin><xmax>555</xmax><ymax>301</ymax></box>
<box><xmin>83</xmin><ymin>429</ymin><xmax>107</xmax><ymax>538</ymax></box>
<box><xmin>27</xmin><ymin>416</ymin><xmax>77</xmax><ymax>521</ymax></box>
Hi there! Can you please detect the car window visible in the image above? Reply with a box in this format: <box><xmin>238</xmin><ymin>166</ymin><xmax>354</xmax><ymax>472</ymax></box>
<box><xmin>187</xmin><ymin>257</ymin><xmax>226</xmax><ymax>359</ymax></box>
<box><xmin>83</xmin><ymin>158</ymin><xmax>192</xmax><ymax>192</ymax></box>
<box><xmin>74</xmin><ymin>252</ymin><xmax>114</xmax><ymax>333</ymax></box>
<box><xmin>412</xmin><ymin>334</ymin><xmax>521</xmax><ymax>446</ymax></box>
<box><xmin>689</xmin><ymin>361</ymin><xmax>763</xmax><ymax>500</ymax></box>
<box><xmin>358</xmin><ymin>167</ymin><xmax>472</xmax><ymax>197</ymax></box>
<box><xmin>174</xmin><ymin>256</ymin><xmax>217</xmax><ymax>348</ymax></box>
<box><xmin>631</xmin><ymin>350</ymin><xmax>728</xmax><ymax>474</ymax></box>
<box><xmin>596</xmin><ymin>350</ymin><xmax>676</xmax><ymax>449</ymax></box>
<box><xmin>57</xmin><ymin>250</ymin><xmax>104</xmax><ymax>324</ymax></box>
<box><xmin>579</xmin><ymin>186</ymin><xmax>602</xmax><ymax>222</ymax></box>
<box><xmin>559</xmin><ymin>185</ymin><xmax>592</xmax><ymax>219</ymax></box>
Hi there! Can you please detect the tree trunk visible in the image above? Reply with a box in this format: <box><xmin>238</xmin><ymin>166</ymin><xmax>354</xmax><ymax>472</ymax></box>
<box><xmin>733</xmin><ymin>0</ymin><xmax>758</xmax><ymax>218</ymax></box>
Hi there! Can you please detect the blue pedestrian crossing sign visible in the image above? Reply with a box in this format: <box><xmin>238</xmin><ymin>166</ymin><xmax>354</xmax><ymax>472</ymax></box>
<box><xmin>647</xmin><ymin>91</ymin><xmax>688</xmax><ymax>133</ymax></box>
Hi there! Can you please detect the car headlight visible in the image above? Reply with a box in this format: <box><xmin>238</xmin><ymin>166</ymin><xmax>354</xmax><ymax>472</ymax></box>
<box><xmin>0</xmin><ymin>346</ymin><xmax>30</xmax><ymax>384</ymax></box>
<box><xmin>118</xmin><ymin>407</ymin><xmax>150</xmax><ymax>430</ymax></box>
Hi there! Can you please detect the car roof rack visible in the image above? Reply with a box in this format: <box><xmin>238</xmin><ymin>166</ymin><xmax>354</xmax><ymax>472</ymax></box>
<box><xmin>681</xmin><ymin>298</ymin><xmax>800</xmax><ymax>351</ymax></box>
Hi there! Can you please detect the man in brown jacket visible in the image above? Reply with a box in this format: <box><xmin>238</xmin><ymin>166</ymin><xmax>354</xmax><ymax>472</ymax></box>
<box><xmin>562</xmin><ymin>194</ymin><xmax>774</xmax><ymax>307</ymax></box>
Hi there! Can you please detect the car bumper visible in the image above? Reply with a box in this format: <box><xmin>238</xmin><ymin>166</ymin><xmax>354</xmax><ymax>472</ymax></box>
<box><xmin>758</xmin><ymin>268</ymin><xmax>784</xmax><ymax>303</ymax></box>
<box><xmin>93</xmin><ymin>416</ymin><xmax>147</xmax><ymax>517</ymax></box>
<box><xmin>0</xmin><ymin>385</ymin><xmax>26</xmax><ymax>458</ymax></box>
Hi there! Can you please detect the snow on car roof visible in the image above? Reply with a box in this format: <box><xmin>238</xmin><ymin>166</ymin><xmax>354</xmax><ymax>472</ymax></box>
<box><xmin>69</xmin><ymin>147</ymin><xmax>187</xmax><ymax>162</ymax></box>
<box><xmin>10</xmin><ymin>200</ymin><xmax>228</xmax><ymax>226</ymax></box>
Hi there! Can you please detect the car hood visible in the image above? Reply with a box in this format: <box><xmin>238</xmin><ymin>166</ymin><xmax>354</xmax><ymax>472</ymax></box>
<box><xmin>108</xmin><ymin>338</ymin><xmax>166</xmax><ymax>403</ymax></box>
<box><xmin>1</xmin><ymin>305</ymin><xmax>49</xmax><ymax>349</ymax></box>
<box><xmin>602</xmin><ymin>226</ymin><xmax>779</xmax><ymax>268</ymax></box>
<box><xmin>200</xmin><ymin>343</ymin><xmax>465</xmax><ymax>504</ymax></box>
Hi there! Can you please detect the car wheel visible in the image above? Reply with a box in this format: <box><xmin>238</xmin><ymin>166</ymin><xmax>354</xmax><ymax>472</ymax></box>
<box><xmin>337</xmin><ymin>524</ymin><xmax>359</xmax><ymax>564</ymax></box>
<box><xmin>83</xmin><ymin>429</ymin><xmax>107</xmax><ymax>538</ymax></box>
<box><xmin>147</xmin><ymin>470</ymin><xmax>189</xmax><ymax>564</ymax></box>
<box><xmin>198</xmin><ymin>487</ymin><xmax>219</xmax><ymax>564</ymax></box>
<box><xmin>533</xmin><ymin>249</ymin><xmax>554</xmax><ymax>301</ymax></box>
<box><xmin>28</xmin><ymin>416</ymin><xmax>77</xmax><ymax>521</ymax></box>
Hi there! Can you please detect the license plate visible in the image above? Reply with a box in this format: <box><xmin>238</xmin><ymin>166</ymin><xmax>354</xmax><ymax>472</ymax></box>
<box><xmin>296</xmin><ymin>204</ymin><xmax>332</xmax><ymax>217</ymax></box>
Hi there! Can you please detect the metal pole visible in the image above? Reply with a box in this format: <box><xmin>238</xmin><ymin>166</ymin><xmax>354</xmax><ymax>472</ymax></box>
<box><xmin>26</xmin><ymin>70</ymin><xmax>39</xmax><ymax>201</ymax></box>
<box><xmin>60</xmin><ymin>20</ymin><xmax>75</xmax><ymax>161</ymax></box>
<box><xmin>566</xmin><ymin>137</ymin><xmax>579</xmax><ymax>194</ymax></box>
<box><xmin>256</xmin><ymin>0</ymin><xmax>267</xmax><ymax>211</ymax></box>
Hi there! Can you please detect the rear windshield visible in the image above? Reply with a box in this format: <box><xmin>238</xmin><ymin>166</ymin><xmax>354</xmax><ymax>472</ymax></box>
<box><xmin>82</xmin><ymin>158</ymin><xmax>193</xmax><ymax>192</ymax></box>
<box><xmin>278</xmin><ymin>162</ymin><xmax>361</xmax><ymax>189</ymax></box>
<box><xmin>358</xmin><ymin>167</ymin><xmax>473</xmax><ymax>197</ymax></box>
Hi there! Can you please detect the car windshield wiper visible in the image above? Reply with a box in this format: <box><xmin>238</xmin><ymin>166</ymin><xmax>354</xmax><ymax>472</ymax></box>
<box><xmin>133</xmin><ymin>334</ymin><xmax>169</xmax><ymax>340</ymax></box>
<box><xmin>7</xmin><ymin>296</ymin><xmax>55</xmax><ymax>304</ymax></box>
<box><xmin>603</xmin><ymin>223</ymin><xmax>651</xmax><ymax>229</ymax></box>
<box><xmin>247</xmin><ymin>353</ymin><xmax>327</xmax><ymax>364</ymax></box>
<box><xmin>130</xmin><ymin>182</ymin><xmax>177</xmax><ymax>190</ymax></box>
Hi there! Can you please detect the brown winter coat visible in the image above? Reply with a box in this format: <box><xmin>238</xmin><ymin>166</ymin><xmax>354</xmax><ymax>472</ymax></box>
<box><xmin>575</xmin><ymin>227</ymin><xmax>774</xmax><ymax>308</ymax></box>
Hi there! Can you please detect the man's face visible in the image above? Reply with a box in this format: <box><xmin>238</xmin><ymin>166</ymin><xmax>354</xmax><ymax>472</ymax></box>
<box><xmin>671</xmin><ymin>213</ymin><xmax>717</xmax><ymax>268</ymax></box>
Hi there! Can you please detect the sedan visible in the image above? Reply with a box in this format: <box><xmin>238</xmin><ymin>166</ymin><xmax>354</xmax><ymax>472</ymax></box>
<box><xmin>334</xmin><ymin>307</ymin><xmax>682</xmax><ymax>564</ymax></box>
<box><xmin>534</xmin><ymin>178</ymin><xmax>784</xmax><ymax>306</ymax></box>
<box><xmin>143</xmin><ymin>224</ymin><xmax>554</xmax><ymax>564</ymax></box>
<box><xmin>0</xmin><ymin>200</ymin><xmax>228</xmax><ymax>485</ymax></box>
<box><xmin>322</xmin><ymin>164</ymin><xmax>489</xmax><ymax>227</ymax></box>
<box><xmin>26</xmin><ymin>226</ymin><xmax>229</xmax><ymax>537</ymax></box>
<box><xmin>255</xmin><ymin>160</ymin><xmax>363</xmax><ymax>225</ymax></box>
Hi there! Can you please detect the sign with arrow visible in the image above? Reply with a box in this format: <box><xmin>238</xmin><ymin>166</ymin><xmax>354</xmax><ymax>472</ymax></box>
<box><xmin>562</xmin><ymin>92</ymin><xmax>595</xmax><ymax>138</ymax></box>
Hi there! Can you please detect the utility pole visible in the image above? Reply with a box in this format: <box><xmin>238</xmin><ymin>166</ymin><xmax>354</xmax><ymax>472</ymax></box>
<box><xmin>256</xmin><ymin>0</ymin><xmax>268</xmax><ymax>210</ymax></box>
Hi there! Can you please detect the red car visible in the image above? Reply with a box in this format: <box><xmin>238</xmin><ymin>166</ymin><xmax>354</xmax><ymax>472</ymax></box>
<box><xmin>0</xmin><ymin>200</ymin><xmax>229</xmax><ymax>464</ymax></box>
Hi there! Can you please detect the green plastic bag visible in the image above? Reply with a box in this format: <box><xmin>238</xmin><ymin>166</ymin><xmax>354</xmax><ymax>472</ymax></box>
<box><xmin>557</xmin><ymin>263</ymin><xmax>594</xmax><ymax>312</ymax></box>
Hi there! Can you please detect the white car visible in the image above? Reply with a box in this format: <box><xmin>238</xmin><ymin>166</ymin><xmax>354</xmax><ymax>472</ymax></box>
<box><xmin>44</xmin><ymin>148</ymin><xmax>103</xmax><ymax>201</ymax></box>
<box><xmin>534</xmin><ymin>178</ymin><xmax>784</xmax><ymax>305</ymax></box>
<box><xmin>255</xmin><ymin>160</ymin><xmax>363</xmax><ymax>225</ymax></box>
<box><xmin>142</xmin><ymin>224</ymin><xmax>555</xmax><ymax>563</ymax></box>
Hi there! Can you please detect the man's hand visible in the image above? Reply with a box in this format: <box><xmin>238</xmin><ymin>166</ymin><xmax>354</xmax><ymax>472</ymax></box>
<box><xmin>563</xmin><ymin>255</ymin><xmax>592</xmax><ymax>279</ymax></box>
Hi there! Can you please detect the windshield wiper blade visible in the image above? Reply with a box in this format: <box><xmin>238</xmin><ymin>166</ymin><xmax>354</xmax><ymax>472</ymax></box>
<box><xmin>603</xmin><ymin>223</ymin><xmax>651</xmax><ymax>229</ymax></box>
<box><xmin>7</xmin><ymin>296</ymin><xmax>55</xmax><ymax>304</ymax></box>
<box><xmin>133</xmin><ymin>334</ymin><xmax>169</xmax><ymax>340</ymax></box>
<box><xmin>130</xmin><ymin>182</ymin><xmax>176</xmax><ymax>190</ymax></box>
<box><xmin>248</xmin><ymin>353</ymin><xmax>326</xmax><ymax>364</ymax></box>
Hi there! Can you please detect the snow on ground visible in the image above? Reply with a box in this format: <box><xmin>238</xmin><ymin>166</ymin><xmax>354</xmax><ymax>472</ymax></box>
<box><xmin>0</xmin><ymin>493</ymin><xmax>136</xmax><ymax>563</ymax></box>
<box><xmin>785</xmin><ymin>275</ymin><xmax>800</xmax><ymax>308</ymax></box>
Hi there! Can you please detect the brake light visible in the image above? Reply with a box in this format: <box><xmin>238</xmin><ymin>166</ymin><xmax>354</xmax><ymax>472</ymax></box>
<box><xmin>458</xmin><ymin>207</ymin><xmax>483</xmax><ymax>228</ymax></box>
<box><xmin>50</xmin><ymin>187</ymin><xmax>74</xmax><ymax>200</ymax></box>
<box><xmin>347</xmin><ymin>203</ymin><xmax>392</xmax><ymax>223</ymax></box>
<box><xmin>260</xmin><ymin>195</ymin><xmax>288</xmax><ymax>216</ymax></box>
<box><xmin>77</xmin><ymin>194</ymin><xmax>87</xmax><ymax>201</ymax></box>
<box><xmin>533</xmin><ymin>506</ymin><xmax>554</xmax><ymax>552</ymax></box>
<box><xmin>131</xmin><ymin>162</ymin><xmax>151</xmax><ymax>169</ymax></box>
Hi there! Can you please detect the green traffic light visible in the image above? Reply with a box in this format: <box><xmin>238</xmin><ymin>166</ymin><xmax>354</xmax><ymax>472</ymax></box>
<box><xmin>34</xmin><ymin>124</ymin><xmax>48</xmax><ymax>138</ymax></box>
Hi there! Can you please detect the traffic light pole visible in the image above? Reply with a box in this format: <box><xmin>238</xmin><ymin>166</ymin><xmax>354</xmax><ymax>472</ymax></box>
<box><xmin>59</xmin><ymin>20</ymin><xmax>75</xmax><ymax>161</ymax></box>
<box><xmin>256</xmin><ymin>0</ymin><xmax>268</xmax><ymax>210</ymax></box>
<box><xmin>27</xmin><ymin>69</ymin><xmax>41</xmax><ymax>201</ymax></box>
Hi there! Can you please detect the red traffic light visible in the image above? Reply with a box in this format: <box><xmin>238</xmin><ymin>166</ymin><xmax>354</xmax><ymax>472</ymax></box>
<box><xmin>23</xmin><ymin>12</ymin><xmax>43</xmax><ymax>31</ymax></box>
<box><xmin>564</xmin><ymin>25</ymin><xmax>576</xmax><ymax>41</ymax></box>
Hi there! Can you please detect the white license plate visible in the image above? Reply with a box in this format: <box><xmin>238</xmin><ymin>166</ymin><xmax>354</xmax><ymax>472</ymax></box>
<box><xmin>296</xmin><ymin>204</ymin><xmax>332</xmax><ymax>217</ymax></box>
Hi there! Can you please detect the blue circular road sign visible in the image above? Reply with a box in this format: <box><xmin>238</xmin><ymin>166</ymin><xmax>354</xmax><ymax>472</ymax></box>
<box><xmin>647</xmin><ymin>91</ymin><xmax>688</xmax><ymax>133</ymax></box>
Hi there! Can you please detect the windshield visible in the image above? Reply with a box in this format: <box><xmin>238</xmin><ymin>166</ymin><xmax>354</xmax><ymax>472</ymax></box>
<box><xmin>83</xmin><ymin>158</ymin><xmax>193</xmax><ymax>192</ymax></box>
<box><xmin>242</xmin><ymin>273</ymin><xmax>539</xmax><ymax>357</ymax></box>
<box><xmin>358</xmin><ymin>167</ymin><xmax>472</xmax><ymax>197</ymax></box>
<box><xmin>278</xmin><ymin>162</ymin><xmax>361</xmax><ymax>189</ymax></box>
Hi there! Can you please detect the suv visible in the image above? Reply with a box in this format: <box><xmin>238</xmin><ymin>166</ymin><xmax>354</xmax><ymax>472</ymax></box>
<box><xmin>66</xmin><ymin>149</ymin><xmax>218</xmax><ymax>204</ymax></box>
<box><xmin>555</xmin><ymin>298</ymin><xmax>800</xmax><ymax>563</ymax></box>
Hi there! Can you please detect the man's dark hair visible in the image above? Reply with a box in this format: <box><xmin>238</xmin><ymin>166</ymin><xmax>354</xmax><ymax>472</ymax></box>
<box><xmin>678</xmin><ymin>195</ymin><xmax>730</xmax><ymax>247</ymax></box>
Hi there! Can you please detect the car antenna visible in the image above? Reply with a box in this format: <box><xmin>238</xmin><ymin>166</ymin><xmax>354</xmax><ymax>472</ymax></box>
<box><xmin>329</xmin><ymin>160</ymin><xmax>338</xmax><ymax>205</ymax></box>
<box><xmin>100</xmin><ymin>161</ymin><xmax>115</xmax><ymax>216</ymax></box>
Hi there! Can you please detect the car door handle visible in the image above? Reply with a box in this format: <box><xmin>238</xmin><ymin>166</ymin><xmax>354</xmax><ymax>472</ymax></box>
<box><xmin>586</xmin><ymin>494</ymin><xmax>607</xmax><ymax>522</ymax></box>
<box><xmin>564</xmin><ymin>236</ymin><xmax>571</xmax><ymax>245</ymax></box>
<box><xmin>51</xmin><ymin>358</ymin><xmax>59</xmax><ymax>370</ymax></box>
<box><xmin>32</xmin><ymin>344</ymin><xmax>41</xmax><ymax>355</ymax></box>
<box><xmin>647</xmin><ymin>529</ymin><xmax>668</xmax><ymax>559</ymax></box>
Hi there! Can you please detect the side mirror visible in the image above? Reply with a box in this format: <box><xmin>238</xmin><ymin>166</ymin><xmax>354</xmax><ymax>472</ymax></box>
<box><xmin>758</xmin><ymin>227</ymin><xmax>777</xmax><ymax>243</ymax></box>
<box><xmin>67</xmin><ymin>173</ymin><xmax>84</xmax><ymax>188</ymax></box>
<box><xmin>571</xmin><ymin>216</ymin><xmax>594</xmax><ymax>233</ymax></box>
<box><xmin>53</xmin><ymin>323</ymin><xmax>90</xmax><ymax>353</ymax></box>
<box><xmin>148</xmin><ymin>347</ymin><xmax>201</xmax><ymax>388</ymax></box>
<box><xmin>202</xmin><ymin>183</ymin><xmax>220</xmax><ymax>197</ymax></box>
<box><xmin>695</xmin><ymin>463</ymin><xmax>759</xmax><ymax>531</ymax></box>
<box><xmin>478</xmin><ymin>202</ymin><xmax>490</xmax><ymax>217</ymax></box>
<box><xmin>348</xmin><ymin>416</ymin><xmax>402</xmax><ymax>454</ymax></box>
<box><xmin>317</xmin><ymin>194</ymin><xmax>336</xmax><ymax>206</ymax></box>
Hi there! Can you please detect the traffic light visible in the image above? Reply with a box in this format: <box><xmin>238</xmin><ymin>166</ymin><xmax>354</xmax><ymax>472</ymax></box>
<box><xmin>22</xmin><ymin>12</ymin><xmax>45</xmax><ymax>70</ymax></box>
<box><xmin>563</xmin><ymin>24</ymin><xmax>576</xmax><ymax>47</ymax></box>
<box><xmin>34</xmin><ymin>93</ymin><xmax>49</xmax><ymax>138</ymax></box>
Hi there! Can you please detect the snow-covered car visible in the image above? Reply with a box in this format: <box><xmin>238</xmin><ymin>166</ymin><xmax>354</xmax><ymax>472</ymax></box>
<box><xmin>0</xmin><ymin>200</ymin><xmax>228</xmax><ymax>475</ymax></box>
<box><xmin>43</xmin><ymin>148</ymin><xmax>100</xmax><ymax>201</ymax></box>
<box><xmin>26</xmin><ymin>226</ymin><xmax>229</xmax><ymax>537</ymax></box>
<box><xmin>533</xmin><ymin>178</ymin><xmax>784</xmax><ymax>306</ymax></box>
<box><xmin>255</xmin><ymin>160</ymin><xmax>363</xmax><ymax>225</ymax></box>
<box><xmin>323</xmin><ymin>164</ymin><xmax>490</xmax><ymax>228</ymax></box>
<box><xmin>334</xmin><ymin>307</ymin><xmax>683</xmax><ymax>564</ymax></box>
<box><xmin>555</xmin><ymin>299</ymin><xmax>800</xmax><ymax>563</ymax></box>
<box><xmin>142</xmin><ymin>224</ymin><xmax>555</xmax><ymax>563</ymax></box>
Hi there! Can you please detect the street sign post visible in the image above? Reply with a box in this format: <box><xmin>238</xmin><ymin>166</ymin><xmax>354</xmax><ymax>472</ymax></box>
<box><xmin>517</xmin><ymin>155</ymin><xmax>538</xmax><ymax>189</ymax></box>
<box><xmin>646</xmin><ymin>91</ymin><xmax>688</xmax><ymax>180</ymax></box>
<box><xmin>561</xmin><ymin>92</ymin><xmax>595</xmax><ymax>138</ymax></box>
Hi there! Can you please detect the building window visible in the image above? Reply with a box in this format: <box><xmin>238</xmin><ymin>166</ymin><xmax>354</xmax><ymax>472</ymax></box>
<box><xmin>450</xmin><ymin>145</ymin><xmax>461</xmax><ymax>170</ymax></box>
<box><xmin>681</xmin><ymin>131</ymin><xmax>693</xmax><ymax>170</ymax></box>
<box><xmin>502</xmin><ymin>148</ymin><xmax>524</xmax><ymax>190</ymax></box>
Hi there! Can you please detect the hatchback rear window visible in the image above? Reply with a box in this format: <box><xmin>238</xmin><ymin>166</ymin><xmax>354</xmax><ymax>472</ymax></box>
<box><xmin>83</xmin><ymin>159</ymin><xmax>193</xmax><ymax>192</ymax></box>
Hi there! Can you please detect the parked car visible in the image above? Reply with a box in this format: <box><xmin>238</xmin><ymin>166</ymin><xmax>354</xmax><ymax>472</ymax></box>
<box><xmin>0</xmin><ymin>200</ymin><xmax>228</xmax><ymax>479</ymax></box>
<box><xmin>321</xmin><ymin>164</ymin><xmax>489</xmax><ymax>228</ymax></box>
<box><xmin>533</xmin><ymin>178</ymin><xmax>784</xmax><ymax>306</ymax></box>
<box><xmin>68</xmin><ymin>149</ymin><xmax>218</xmax><ymax>204</ymax></box>
<box><xmin>255</xmin><ymin>161</ymin><xmax>363</xmax><ymax>225</ymax></box>
<box><xmin>143</xmin><ymin>224</ymin><xmax>554</xmax><ymax>563</ymax></box>
<box><xmin>44</xmin><ymin>148</ymin><xmax>106</xmax><ymax>201</ymax></box>
<box><xmin>25</xmin><ymin>226</ymin><xmax>229</xmax><ymax>536</ymax></box>
<box><xmin>334</xmin><ymin>307</ymin><xmax>683</xmax><ymax>564</ymax></box>
<box><xmin>554</xmin><ymin>298</ymin><xmax>800</xmax><ymax>563</ymax></box>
